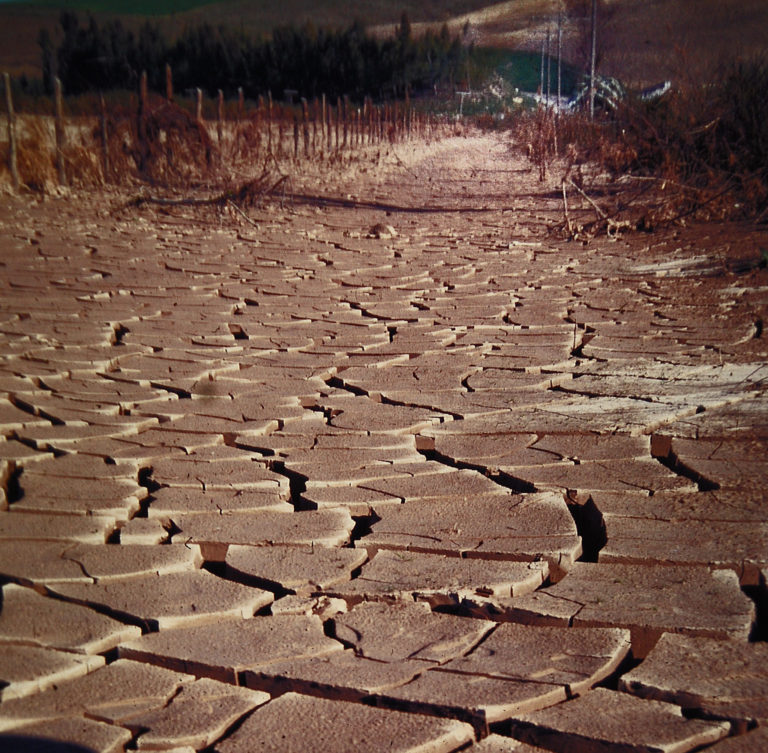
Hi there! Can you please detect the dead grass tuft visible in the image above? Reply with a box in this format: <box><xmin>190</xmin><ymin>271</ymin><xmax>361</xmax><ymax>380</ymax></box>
<box><xmin>133</xmin><ymin>97</ymin><xmax>217</xmax><ymax>186</ymax></box>
<box><xmin>16</xmin><ymin>118</ymin><xmax>56</xmax><ymax>192</ymax></box>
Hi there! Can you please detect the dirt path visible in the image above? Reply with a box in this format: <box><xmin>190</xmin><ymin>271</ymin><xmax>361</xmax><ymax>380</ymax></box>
<box><xmin>1</xmin><ymin>131</ymin><xmax>767</xmax><ymax>752</ymax></box>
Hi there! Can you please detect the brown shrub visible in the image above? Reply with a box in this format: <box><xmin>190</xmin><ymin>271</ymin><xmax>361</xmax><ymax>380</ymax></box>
<box><xmin>513</xmin><ymin>56</ymin><xmax>768</xmax><ymax>233</ymax></box>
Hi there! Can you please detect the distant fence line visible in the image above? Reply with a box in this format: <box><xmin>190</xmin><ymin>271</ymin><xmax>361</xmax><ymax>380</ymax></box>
<box><xmin>2</xmin><ymin>66</ymin><xmax>451</xmax><ymax>190</ymax></box>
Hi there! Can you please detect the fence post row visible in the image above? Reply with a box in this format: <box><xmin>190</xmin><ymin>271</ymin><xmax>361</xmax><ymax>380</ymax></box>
<box><xmin>217</xmin><ymin>90</ymin><xmax>224</xmax><ymax>144</ymax></box>
<box><xmin>1</xmin><ymin>67</ymin><xmax>452</xmax><ymax>189</ymax></box>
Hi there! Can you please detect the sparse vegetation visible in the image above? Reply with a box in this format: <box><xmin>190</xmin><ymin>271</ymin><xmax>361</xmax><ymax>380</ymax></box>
<box><xmin>0</xmin><ymin>75</ymin><xmax>450</xmax><ymax>199</ymax></box>
<box><xmin>503</xmin><ymin>55</ymin><xmax>768</xmax><ymax>236</ymax></box>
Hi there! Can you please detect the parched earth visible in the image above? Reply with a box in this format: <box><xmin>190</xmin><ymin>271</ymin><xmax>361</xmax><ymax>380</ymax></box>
<box><xmin>0</xmin><ymin>132</ymin><xmax>767</xmax><ymax>752</ymax></box>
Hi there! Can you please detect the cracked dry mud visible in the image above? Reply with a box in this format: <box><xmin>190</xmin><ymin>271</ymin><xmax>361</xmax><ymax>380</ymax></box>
<box><xmin>0</xmin><ymin>131</ymin><xmax>767</xmax><ymax>753</ymax></box>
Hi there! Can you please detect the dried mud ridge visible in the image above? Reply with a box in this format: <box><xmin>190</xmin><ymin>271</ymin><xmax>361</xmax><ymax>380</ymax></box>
<box><xmin>0</xmin><ymin>133</ymin><xmax>767</xmax><ymax>753</ymax></box>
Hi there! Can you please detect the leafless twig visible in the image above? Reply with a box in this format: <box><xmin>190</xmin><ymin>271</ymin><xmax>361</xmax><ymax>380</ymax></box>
<box><xmin>123</xmin><ymin>169</ymin><xmax>288</xmax><ymax>214</ymax></box>
<box><xmin>226</xmin><ymin>199</ymin><xmax>259</xmax><ymax>227</ymax></box>
<box><xmin>568</xmin><ymin>177</ymin><xmax>607</xmax><ymax>220</ymax></box>
<box><xmin>562</xmin><ymin>180</ymin><xmax>573</xmax><ymax>237</ymax></box>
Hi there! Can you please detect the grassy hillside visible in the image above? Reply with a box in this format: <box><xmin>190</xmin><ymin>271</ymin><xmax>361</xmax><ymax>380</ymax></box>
<box><xmin>406</xmin><ymin>0</ymin><xmax>768</xmax><ymax>86</ymax></box>
<box><xmin>585</xmin><ymin>0</ymin><xmax>768</xmax><ymax>86</ymax></box>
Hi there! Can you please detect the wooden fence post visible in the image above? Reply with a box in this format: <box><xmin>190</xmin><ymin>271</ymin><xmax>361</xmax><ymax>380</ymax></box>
<box><xmin>343</xmin><ymin>95</ymin><xmax>349</xmax><ymax>148</ymax></box>
<box><xmin>54</xmin><ymin>77</ymin><xmax>66</xmax><ymax>185</ymax></box>
<box><xmin>293</xmin><ymin>112</ymin><xmax>299</xmax><ymax>160</ymax></box>
<box><xmin>312</xmin><ymin>97</ymin><xmax>318</xmax><ymax>153</ymax></box>
<box><xmin>370</xmin><ymin>103</ymin><xmax>376</xmax><ymax>144</ymax></box>
<box><xmin>335</xmin><ymin>96</ymin><xmax>341</xmax><ymax>150</ymax></box>
<box><xmin>165</xmin><ymin>63</ymin><xmax>173</xmax><ymax>102</ymax></box>
<box><xmin>195</xmin><ymin>88</ymin><xmax>203</xmax><ymax>123</ymax></box>
<box><xmin>137</xmin><ymin>71</ymin><xmax>148</xmax><ymax>173</ymax></box>
<box><xmin>277</xmin><ymin>106</ymin><xmax>285</xmax><ymax>159</ymax></box>
<box><xmin>236</xmin><ymin>87</ymin><xmax>245</xmax><ymax>151</ymax></box>
<box><xmin>267</xmin><ymin>91</ymin><xmax>273</xmax><ymax>154</ymax></box>
<box><xmin>217</xmin><ymin>89</ymin><xmax>224</xmax><ymax>145</ymax></box>
<box><xmin>3</xmin><ymin>72</ymin><xmax>19</xmax><ymax>190</ymax></box>
<box><xmin>301</xmin><ymin>97</ymin><xmax>309</xmax><ymax>158</ymax></box>
<box><xmin>355</xmin><ymin>107</ymin><xmax>361</xmax><ymax>147</ymax></box>
<box><xmin>321</xmin><ymin>93</ymin><xmax>327</xmax><ymax>148</ymax></box>
<box><xmin>99</xmin><ymin>94</ymin><xmax>109</xmax><ymax>182</ymax></box>
<box><xmin>405</xmin><ymin>91</ymin><xmax>411</xmax><ymax>139</ymax></box>
<box><xmin>253</xmin><ymin>95</ymin><xmax>263</xmax><ymax>157</ymax></box>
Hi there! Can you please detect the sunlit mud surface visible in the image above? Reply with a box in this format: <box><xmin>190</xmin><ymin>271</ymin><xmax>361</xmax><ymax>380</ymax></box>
<box><xmin>1</xmin><ymin>132</ymin><xmax>767</xmax><ymax>752</ymax></box>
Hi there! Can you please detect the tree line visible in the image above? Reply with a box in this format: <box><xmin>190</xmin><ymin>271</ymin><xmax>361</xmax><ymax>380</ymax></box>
<box><xmin>38</xmin><ymin>11</ymin><xmax>470</xmax><ymax>102</ymax></box>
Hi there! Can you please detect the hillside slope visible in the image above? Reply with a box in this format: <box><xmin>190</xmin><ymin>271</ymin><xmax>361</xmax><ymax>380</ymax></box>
<box><xmin>1</xmin><ymin>0</ymin><xmax>765</xmax><ymax>87</ymax></box>
<box><xmin>394</xmin><ymin>0</ymin><xmax>768</xmax><ymax>86</ymax></box>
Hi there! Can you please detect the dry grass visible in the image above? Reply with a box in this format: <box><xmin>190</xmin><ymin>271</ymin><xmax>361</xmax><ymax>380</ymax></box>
<box><xmin>135</xmin><ymin>100</ymin><xmax>216</xmax><ymax>186</ymax></box>
<box><xmin>0</xmin><ymin>93</ymin><xmax>448</xmax><ymax>212</ymax></box>
<box><xmin>15</xmin><ymin>117</ymin><xmax>56</xmax><ymax>192</ymax></box>
<box><xmin>505</xmin><ymin>54</ymin><xmax>768</xmax><ymax>238</ymax></box>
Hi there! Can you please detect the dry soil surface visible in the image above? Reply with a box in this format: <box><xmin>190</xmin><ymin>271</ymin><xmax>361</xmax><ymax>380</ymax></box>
<box><xmin>0</xmin><ymin>131</ymin><xmax>767</xmax><ymax>753</ymax></box>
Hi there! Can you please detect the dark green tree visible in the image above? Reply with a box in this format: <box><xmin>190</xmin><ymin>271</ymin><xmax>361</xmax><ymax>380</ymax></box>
<box><xmin>45</xmin><ymin>13</ymin><xmax>470</xmax><ymax>103</ymax></box>
<box><xmin>137</xmin><ymin>22</ymin><xmax>168</xmax><ymax>90</ymax></box>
